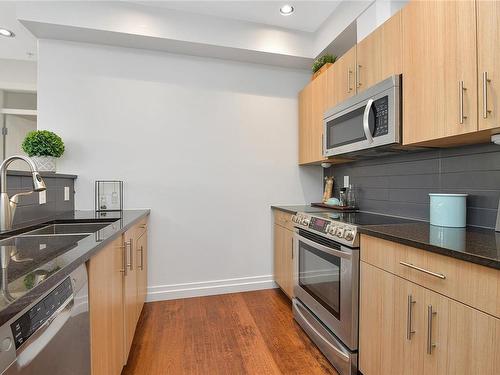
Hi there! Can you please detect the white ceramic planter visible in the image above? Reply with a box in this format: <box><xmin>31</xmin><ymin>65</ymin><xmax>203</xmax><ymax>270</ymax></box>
<box><xmin>32</xmin><ymin>156</ymin><xmax>57</xmax><ymax>173</ymax></box>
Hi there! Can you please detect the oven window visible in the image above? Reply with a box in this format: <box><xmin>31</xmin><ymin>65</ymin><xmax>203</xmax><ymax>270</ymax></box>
<box><xmin>298</xmin><ymin>239</ymin><xmax>341</xmax><ymax>319</ymax></box>
<box><xmin>326</xmin><ymin>105</ymin><xmax>367</xmax><ymax>149</ymax></box>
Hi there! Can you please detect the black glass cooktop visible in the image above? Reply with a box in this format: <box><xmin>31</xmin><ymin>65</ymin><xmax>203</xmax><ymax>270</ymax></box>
<box><xmin>310</xmin><ymin>211</ymin><xmax>417</xmax><ymax>226</ymax></box>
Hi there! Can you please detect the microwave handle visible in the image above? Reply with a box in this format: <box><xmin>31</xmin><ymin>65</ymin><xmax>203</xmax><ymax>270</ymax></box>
<box><xmin>363</xmin><ymin>98</ymin><xmax>374</xmax><ymax>144</ymax></box>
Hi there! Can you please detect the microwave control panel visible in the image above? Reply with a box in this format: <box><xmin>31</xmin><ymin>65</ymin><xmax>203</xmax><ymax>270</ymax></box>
<box><xmin>373</xmin><ymin>96</ymin><xmax>389</xmax><ymax>137</ymax></box>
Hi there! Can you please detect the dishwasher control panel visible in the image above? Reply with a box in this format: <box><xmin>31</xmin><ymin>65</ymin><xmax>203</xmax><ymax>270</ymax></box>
<box><xmin>11</xmin><ymin>277</ymin><xmax>73</xmax><ymax>349</ymax></box>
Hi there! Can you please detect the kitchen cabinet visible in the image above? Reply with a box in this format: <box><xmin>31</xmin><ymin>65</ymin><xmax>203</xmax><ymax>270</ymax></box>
<box><xmin>402</xmin><ymin>0</ymin><xmax>478</xmax><ymax>145</ymax></box>
<box><xmin>123</xmin><ymin>225</ymin><xmax>139</xmax><ymax>360</ymax></box>
<box><xmin>359</xmin><ymin>262</ymin><xmax>425</xmax><ymax>375</ymax></box>
<box><xmin>88</xmin><ymin>236</ymin><xmax>125</xmax><ymax>375</ymax></box>
<box><xmin>356</xmin><ymin>11</ymin><xmax>402</xmax><ymax>93</ymax></box>
<box><xmin>477</xmin><ymin>0</ymin><xmax>500</xmax><ymax>131</ymax></box>
<box><xmin>136</xmin><ymin>220</ymin><xmax>148</xmax><ymax>316</ymax></box>
<box><xmin>88</xmin><ymin>218</ymin><xmax>149</xmax><ymax>375</ymax></box>
<box><xmin>273</xmin><ymin>210</ymin><xmax>294</xmax><ymax>298</ymax></box>
<box><xmin>299</xmin><ymin>72</ymin><xmax>331</xmax><ymax>165</ymax></box>
<box><xmin>325</xmin><ymin>46</ymin><xmax>356</xmax><ymax>110</ymax></box>
<box><xmin>359</xmin><ymin>235</ymin><xmax>500</xmax><ymax>375</ymax></box>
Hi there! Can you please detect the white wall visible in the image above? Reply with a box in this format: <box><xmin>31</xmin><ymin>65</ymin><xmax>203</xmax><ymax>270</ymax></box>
<box><xmin>37</xmin><ymin>39</ymin><xmax>322</xmax><ymax>300</ymax></box>
<box><xmin>0</xmin><ymin>58</ymin><xmax>37</xmax><ymax>91</ymax></box>
<box><xmin>357</xmin><ymin>0</ymin><xmax>409</xmax><ymax>42</ymax></box>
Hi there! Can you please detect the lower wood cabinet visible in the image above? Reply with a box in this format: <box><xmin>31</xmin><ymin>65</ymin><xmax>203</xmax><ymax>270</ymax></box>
<box><xmin>88</xmin><ymin>236</ymin><xmax>125</xmax><ymax>375</ymax></box>
<box><xmin>360</xmin><ymin>261</ymin><xmax>500</xmax><ymax>375</ymax></box>
<box><xmin>88</xmin><ymin>218</ymin><xmax>149</xmax><ymax>375</ymax></box>
<box><xmin>273</xmin><ymin>210</ymin><xmax>294</xmax><ymax>298</ymax></box>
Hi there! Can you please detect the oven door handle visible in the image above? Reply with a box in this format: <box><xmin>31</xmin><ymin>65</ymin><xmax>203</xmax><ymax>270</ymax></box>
<box><xmin>296</xmin><ymin>234</ymin><xmax>352</xmax><ymax>260</ymax></box>
<box><xmin>363</xmin><ymin>98</ymin><xmax>374</xmax><ymax>144</ymax></box>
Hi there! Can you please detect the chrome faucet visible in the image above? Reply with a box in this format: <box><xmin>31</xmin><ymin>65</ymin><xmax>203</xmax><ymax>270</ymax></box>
<box><xmin>0</xmin><ymin>156</ymin><xmax>46</xmax><ymax>231</ymax></box>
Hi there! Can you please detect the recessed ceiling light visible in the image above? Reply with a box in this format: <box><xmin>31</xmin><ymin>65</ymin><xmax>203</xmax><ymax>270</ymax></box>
<box><xmin>0</xmin><ymin>28</ymin><xmax>15</xmax><ymax>38</ymax></box>
<box><xmin>280</xmin><ymin>4</ymin><xmax>294</xmax><ymax>16</ymax></box>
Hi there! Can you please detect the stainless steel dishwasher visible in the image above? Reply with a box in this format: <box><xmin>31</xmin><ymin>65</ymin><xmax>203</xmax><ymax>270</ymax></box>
<box><xmin>0</xmin><ymin>264</ymin><xmax>90</xmax><ymax>374</ymax></box>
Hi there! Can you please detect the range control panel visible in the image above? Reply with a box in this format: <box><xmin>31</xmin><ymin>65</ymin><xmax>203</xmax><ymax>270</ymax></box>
<box><xmin>11</xmin><ymin>277</ymin><xmax>73</xmax><ymax>349</ymax></box>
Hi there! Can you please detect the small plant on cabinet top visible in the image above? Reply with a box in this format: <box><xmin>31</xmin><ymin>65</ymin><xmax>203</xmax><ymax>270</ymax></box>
<box><xmin>22</xmin><ymin>130</ymin><xmax>65</xmax><ymax>158</ymax></box>
<box><xmin>312</xmin><ymin>54</ymin><xmax>337</xmax><ymax>74</ymax></box>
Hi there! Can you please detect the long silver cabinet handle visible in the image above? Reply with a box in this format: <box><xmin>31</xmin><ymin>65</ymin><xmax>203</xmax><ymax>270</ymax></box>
<box><xmin>347</xmin><ymin>69</ymin><xmax>352</xmax><ymax>93</ymax></box>
<box><xmin>399</xmin><ymin>261</ymin><xmax>446</xmax><ymax>279</ymax></box>
<box><xmin>139</xmin><ymin>245</ymin><xmax>144</xmax><ymax>270</ymax></box>
<box><xmin>459</xmin><ymin>81</ymin><xmax>467</xmax><ymax>124</ymax></box>
<box><xmin>356</xmin><ymin>64</ymin><xmax>362</xmax><ymax>88</ymax></box>
<box><xmin>119</xmin><ymin>244</ymin><xmax>127</xmax><ymax>276</ymax></box>
<box><xmin>407</xmin><ymin>295</ymin><xmax>416</xmax><ymax>340</ymax></box>
<box><xmin>128</xmin><ymin>239</ymin><xmax>134</xmax><ymax>270</ymax></box>
<box><xmin>483</xmin><ymin>72</ymin><xmax>491</xmax><ymax>119</ymax></box>
<box><xmin>427</xmin><ymin>305</ymin><xmax>437</xmax><ymax>354</ymax></box>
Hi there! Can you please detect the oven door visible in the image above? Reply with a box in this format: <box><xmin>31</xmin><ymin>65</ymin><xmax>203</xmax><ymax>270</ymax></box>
<box><xmin>293</xmin><ymin>230</ymin><xmax>359</xmax><ymax>350</ymax></box>
<box><xmin>323</xmin><ymin>75</ymin><xmax>400</xmax><ymax>157</ymax></box>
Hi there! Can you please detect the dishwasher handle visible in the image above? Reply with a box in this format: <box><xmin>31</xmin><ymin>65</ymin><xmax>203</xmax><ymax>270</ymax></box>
<box><xmin>16</xmin><ymin>296</ymin><xmax>74</xmax><ymax>369</ymax></box>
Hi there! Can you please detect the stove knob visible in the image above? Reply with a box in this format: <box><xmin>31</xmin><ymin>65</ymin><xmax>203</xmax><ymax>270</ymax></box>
<box><xmin>328</xmin><ymin>226</ymin><xmax>337</xmax><ymax>235</ymax></box>
<box><xmin>344</xmin><ymin>230</ymin><xmax>354</xmax><ymax>241</ymax></box>
<box><xmin>302</xmin><ymin>218</ymin><xmax>310</xmax><ymax>226</ymax></box>
<box><xmin>336</xmin><ymin>227</ymin><xmax>344</xmax><ymax>238</ymax></box>
<box><xmin>292</xmin><ymin>215</ymin><xmax>297</xmax><ymax>223</ymax></box>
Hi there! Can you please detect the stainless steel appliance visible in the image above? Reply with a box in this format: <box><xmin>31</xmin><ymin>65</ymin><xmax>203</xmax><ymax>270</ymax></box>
<box><xmin>291</xmin><ymin>211</ymin><xmax>413</xmax><ymax>375</ymax></box>
<box><xmin>0</xmin><ymin>264</ymin><xmax>90</xmax><ymax>374</ymax></box>
<box><xmin>323</xmin><ymin>75</ymin><xmax>401</xmax><ymax>157</ymax></box>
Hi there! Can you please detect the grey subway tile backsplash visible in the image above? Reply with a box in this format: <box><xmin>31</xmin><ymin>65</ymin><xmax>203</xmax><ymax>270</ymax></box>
<box><xmin>6</xmin><ymin>172</ymin><xmax>76</xmax><ymax>226</ymax></box>
<box><xmin>324</xmin><ymin>143</ymin><xmax>500</xmax><ymax>228</ymax></box>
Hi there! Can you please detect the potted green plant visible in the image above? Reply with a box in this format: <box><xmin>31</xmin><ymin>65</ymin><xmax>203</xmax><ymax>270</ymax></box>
<box><xmin>311</xmin><ymin>54</ymin><xmax>337</xmax><ymax>79</ymax></box>
<box><xmin>21</xmin><ymin>130</ymin><xmax>65</xmax><ymax>172</ymax></box>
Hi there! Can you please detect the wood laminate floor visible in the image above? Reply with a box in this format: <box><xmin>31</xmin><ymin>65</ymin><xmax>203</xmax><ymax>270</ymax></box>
<box><xmin>122</xmin><ymin>289</ymin><xmax>338</xmax><ymax>375</ymax></box>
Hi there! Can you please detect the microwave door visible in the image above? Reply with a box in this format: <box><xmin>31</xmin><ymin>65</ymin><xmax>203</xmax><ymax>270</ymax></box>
<box><xmin>324</xmin><ymin>101</ymin><xmax>371</xmax><ymax>157</ymax></box>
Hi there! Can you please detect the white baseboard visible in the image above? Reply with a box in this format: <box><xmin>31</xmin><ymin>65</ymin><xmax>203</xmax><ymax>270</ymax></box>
<box><xmin>146</xmin><ymin>274</ymin><xmax>277</xmax><ymax>302</ymax></box>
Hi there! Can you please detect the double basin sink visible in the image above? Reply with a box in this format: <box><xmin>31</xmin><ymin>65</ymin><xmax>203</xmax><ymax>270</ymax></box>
<box><xmin>20</xmin><ymin>222</ymin><xmax>113</xmax><ymax>237</ymax></box>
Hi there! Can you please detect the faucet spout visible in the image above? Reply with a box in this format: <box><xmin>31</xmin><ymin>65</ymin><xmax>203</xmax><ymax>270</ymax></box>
<box><xmin>0</xmin><ymin>156</ymin><xmax>47</xmax><ymax>231</ymax></box>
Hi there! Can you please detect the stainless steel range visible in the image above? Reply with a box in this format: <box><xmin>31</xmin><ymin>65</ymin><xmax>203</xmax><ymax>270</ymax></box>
<box><xmin>291</xmin><ymin>211</ymin><xmax>411</xmax><ymax>375</ymax></box>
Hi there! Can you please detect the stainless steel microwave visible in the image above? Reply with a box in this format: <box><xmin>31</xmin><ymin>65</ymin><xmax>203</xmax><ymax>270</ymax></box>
<box><xmin>323</xmin><ymin>75</ymin><xmax>401</xmax><ymax>157</ymax></box>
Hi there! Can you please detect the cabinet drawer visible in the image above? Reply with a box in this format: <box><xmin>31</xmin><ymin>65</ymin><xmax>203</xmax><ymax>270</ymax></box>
<box><xmin>360</xmin><ymin>235</ymin><xmax>500</xmax><ymax>318</ymax></box>
<box><xmin>273</xmin><ymin>210</ymin><xmax>295</xmax><ymax>231</ymax></box>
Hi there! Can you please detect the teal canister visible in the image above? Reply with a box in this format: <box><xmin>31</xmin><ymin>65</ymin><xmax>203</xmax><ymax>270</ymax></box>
<box><xmin>429</xmin><ymin>193</ymin><xmax>468</xmax><ymax>228</ymax></box>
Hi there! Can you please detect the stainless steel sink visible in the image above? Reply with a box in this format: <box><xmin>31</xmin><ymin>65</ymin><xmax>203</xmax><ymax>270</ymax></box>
<box><xmin>21</xmin><ymin>223</ymin><xmax>111</xmax><ymax>236</ymax></box>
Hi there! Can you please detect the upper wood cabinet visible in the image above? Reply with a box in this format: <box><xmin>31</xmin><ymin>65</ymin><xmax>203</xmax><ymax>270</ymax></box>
<box><xmin>477</xmin><ymin>0</ymin><xmax>500</xmax><ymax>131</ymax></box>
<box><xmin>402</xmin><ymin>0</ymin><xmax>478</xmax><ymax>145</ymax></box>
<box><xmin>326</xmin><ymin>46</ymin><xmax>357</xmax><ymax>109</ymax></box>
<box><xmin>356</xmin><ymin>11</ymin><xmax>402</xmax><ymax>93</ymax></box>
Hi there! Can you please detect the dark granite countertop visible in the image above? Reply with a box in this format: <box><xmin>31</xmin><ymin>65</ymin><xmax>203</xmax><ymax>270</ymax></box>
<box><xmin>271</xmin><ymin>205</ymin><xmax>334</xmax><ymax>214</ymax></box>
<box><xmin>359</xmin><ymin>223</ymin><xmax>500</xmax><ymax>270</ymax></box>
<box><xmin>0</xmin><ymin>209</ymin><xmax>150</xmax><ymax>326</ymax></box>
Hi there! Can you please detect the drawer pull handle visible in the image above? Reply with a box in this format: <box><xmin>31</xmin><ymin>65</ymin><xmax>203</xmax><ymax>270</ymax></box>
<box><xmin>399</xmin><ymin>261</ymin><xmax>446</xmax><ymax>279</ymax></box>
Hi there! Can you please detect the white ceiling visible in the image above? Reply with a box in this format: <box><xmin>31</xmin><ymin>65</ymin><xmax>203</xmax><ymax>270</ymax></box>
<box><xmin>134</xmin><ymin>1</ymin><xmax>342</xmax><ymax>32</ymax></box>
<box><xmin>0</xmin><ymin>2</ymin><xmax>37</xmax><ymax>61</ymax></box>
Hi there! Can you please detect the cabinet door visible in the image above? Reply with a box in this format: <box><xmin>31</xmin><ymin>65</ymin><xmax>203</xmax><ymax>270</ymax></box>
<box><xmin>273</xmin><ymin>224</ymin><xmax>285</xmax><ymax>292</ymax></box>
<box><xmin>88</xmin><ymin>237</ymin><xmax>125</xmax><ymax>375</ymax></box>
<box><xmin>423</xmin><ymin>288</ymin><xmax>500</xmax><ymax>374</ymax></box>
<box><xmin>326</xmin><ymin>46</ymin><xmax>356</xmax><ymax>109</ymax></box>
<box><xmin>136</xmin><ymin>227</ymin><xmax>148</xmax><ymax>317</ymax></box>
<box><xmin>123</xmin><ymin>228</ymin><xmax>138</xmax><ymax>361</ymax></box>
<box><xmin>356</xmin><ymin>11</ymin><xmax>402</xmax><ymax>92</ymax></box>
<box><xmin>402</xmin><ymin>0</ymin><xmax>478</xmax><ymax>145</ymax></box>
<box><xmin>477</xmin><ymin>0</ymin><xmax>500</xmax><ymax>131</ymax></box>
<box><xmin>298</xmin><ymin>72</ymin><xmax>329</xmax><ymax>165</ymax></box>
<box><xmin>282</xmin><ymin>227</ymin><xmax>294</xmax><ymax>298</ymax></box>
<box><xmin>359</xmin><ymin>262</ymin><xmax>425</xmax><ymax>375</ymax></box>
